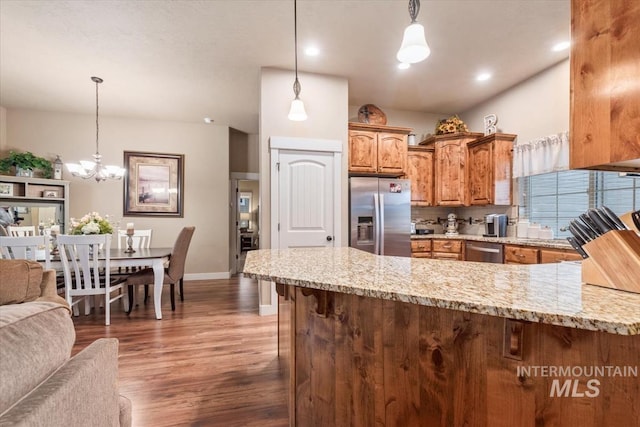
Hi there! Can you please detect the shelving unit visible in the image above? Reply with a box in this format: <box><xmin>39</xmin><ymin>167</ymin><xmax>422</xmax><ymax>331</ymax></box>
<box><xmin>0</xmin><ymin>175</ymin><xmax>70</xmax><ymax>233</ymax></box>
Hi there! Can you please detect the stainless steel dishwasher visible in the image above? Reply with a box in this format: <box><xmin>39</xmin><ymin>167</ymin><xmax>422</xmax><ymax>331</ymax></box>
<box><xmin>464</xmin><ymin>241</ymin><xmax>504</xmax><ymax>263</ymax></box>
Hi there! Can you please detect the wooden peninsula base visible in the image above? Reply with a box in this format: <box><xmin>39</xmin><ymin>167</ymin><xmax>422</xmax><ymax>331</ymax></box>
<box><xmin>277</xmin><ymin>285</ymin><xmax>640</xmax><ymax>427</ymax></box>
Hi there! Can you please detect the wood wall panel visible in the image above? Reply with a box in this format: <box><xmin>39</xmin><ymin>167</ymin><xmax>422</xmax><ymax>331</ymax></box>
<box><xmin>290</xmin><ymin>286</ymin><xmax>640</xmax><ymax>426</ymax></box>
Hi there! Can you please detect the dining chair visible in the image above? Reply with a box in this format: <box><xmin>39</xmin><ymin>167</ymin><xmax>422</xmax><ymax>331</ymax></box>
<box><xmin>57</xmin><ymin>234</ymin><xmax>125</xmax><ymax>326</ymax></box>
<box><xmin>125</xmin><ymin>226</ymin><xmax>195</xmax><ymax>314</ymax></box>
<box><xmin>116</xmin><ymin>229</ymin><xmax>152</xmax><ymax>250</ymax></box>
<box><xmin>6</xmin><ymin>225</ymin><xmax>37</xmax><ymax>237</ymax></box>
<box><xmin>0</xmin><ymin>235</ymin><xmax>51</xmax><ymax>270</ymax></box>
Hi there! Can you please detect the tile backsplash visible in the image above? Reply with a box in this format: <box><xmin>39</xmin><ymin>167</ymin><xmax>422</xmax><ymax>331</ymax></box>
<box><xmin>412</xmin><ymin>205</ymin><xmax>518</xmax><ymax>236</ymax></box>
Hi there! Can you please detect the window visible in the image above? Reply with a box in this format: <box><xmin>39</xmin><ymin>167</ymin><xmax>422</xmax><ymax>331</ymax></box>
<box><xmin>519</xmin><ymin>171</ymin><xmax>639</xmax><ymax>238</ymax></box>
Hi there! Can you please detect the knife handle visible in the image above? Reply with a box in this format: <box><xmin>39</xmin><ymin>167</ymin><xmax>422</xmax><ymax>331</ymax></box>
<box><xmin>566</xmin><ymin>237</ymin><xmax>589</xmax><ymax>259</ymax></box>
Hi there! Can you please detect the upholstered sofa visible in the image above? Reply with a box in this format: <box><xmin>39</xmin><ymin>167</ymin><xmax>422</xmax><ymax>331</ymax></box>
<box><xmin>0</xmin><ymin>259</ymin><xmax>131</xmax><ymax>426</ymax></box>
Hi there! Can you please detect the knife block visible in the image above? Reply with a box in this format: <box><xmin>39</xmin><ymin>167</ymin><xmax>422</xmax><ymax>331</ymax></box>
<box><xmin>581</xmin><ymin>230</ymin><xmax>640</xmax><ymax>294</ymax></box>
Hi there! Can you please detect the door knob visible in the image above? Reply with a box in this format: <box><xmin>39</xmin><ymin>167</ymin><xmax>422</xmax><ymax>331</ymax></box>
<box><xmin>326</xmin><ymin>236</ymin><xmax>333</xmax><ymax>242</ymax></box>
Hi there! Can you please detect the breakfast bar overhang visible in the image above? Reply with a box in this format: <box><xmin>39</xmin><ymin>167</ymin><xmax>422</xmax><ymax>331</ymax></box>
<box><xmin>244</xmin><ymin>247</ymin><xmax>640</xmax><ymax>427</ymax></box>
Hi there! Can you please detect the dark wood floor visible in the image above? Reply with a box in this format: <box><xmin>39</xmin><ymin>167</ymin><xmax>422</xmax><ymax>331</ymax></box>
<box><xmin>71</xmin><ymin>275</ymin><xmax>288</xmax><ymax>427</ymax></box>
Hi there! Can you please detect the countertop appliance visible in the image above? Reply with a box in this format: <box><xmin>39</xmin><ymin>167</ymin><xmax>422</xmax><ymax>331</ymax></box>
<box><xmin>349</xmin><ymin>177</ymin><xmax>411</xmax><ymax>257</ymax></box>
<box><xmin>484</xmin><ymin>214</ymin><xmax>508</xmax><ymax>237</ymax></box>
<box><xmin>465</xmin><ymin>241</ymin><xmax>504</xmax><ymax>263</ymax></box>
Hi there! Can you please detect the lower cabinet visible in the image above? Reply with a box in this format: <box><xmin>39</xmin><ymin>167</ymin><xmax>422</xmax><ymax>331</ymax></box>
<box><xmin>410</xmin><ymin>240</ymin><xmax>432</xmax><ymax>258</ymax></box>
<box><xmin>432</xmin><ymin>239</ymin><xmax>463</xmax><ymax>261</ymax></box>
<box><xmin>504</xmin><ymin>245</ymin><xmax>539</xmax><ymax>264</ymax></box>
<box><xmin>539</xmin><ymin>248</ymin><xmax>583</xmax><ymax>263</ymax></box>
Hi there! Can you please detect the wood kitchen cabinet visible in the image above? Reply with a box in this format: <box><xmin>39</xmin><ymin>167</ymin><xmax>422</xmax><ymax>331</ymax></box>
<box><xmin>539</xmin><ymin>248</ymin><xmax>583</xmax><ymax>263</ymax></box>
<box><xmin>410</xmin><ymin>240</ymin><xmax>432</xmax><ymax>258</ymax></box>
<box><xmin>467</xmin><ymin>133</ymin><xmax>516</xmax><ymax>205</ymax></box>
<box><xmin>348</xmin><ymin>123</ymin><xmax>411</xmax><ymax>175</ymax></box>
<box><xmin>570</xmin><ymin>0</ymin><xmax>640</xmax><ymax>171</ymax></box>
<box><xmin>422</xmin><ymin>132</ymin><xmax>483</xmax><ymax>206</ymax></box>
<box><xmin>406</xmin><ymin>146</ymin><xmax>434</xmax><ymax>206</ymax></box>
<box><xmin>504</xmin><ymin>244</ymin><xmax>539</xmax><ymax>264</ymax></box>
<box><xmin>431</xmin><ymin>239</ymin><xmax>463</xmax><ymax>261</ymax></box>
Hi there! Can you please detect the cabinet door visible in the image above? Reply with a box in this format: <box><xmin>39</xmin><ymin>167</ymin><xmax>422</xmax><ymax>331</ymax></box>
<box><xmin>349</xmin><ymin>131</ymin><xmax>377</xmax><ymax>173</ymax></box>
<box><xmin>504</xmin><ymin>245</ymin><xmax>539</xmax><ymax>264</ymax></box>
<box><xmin>570</xmin><ymin>0</ymin><xmax>640</xmax><ymax>170</ymax></box>
<box><xmin>468</xmin><ymin>142</ymin><xmax>493</xmax><ymax>205</ymax></box>
<box><xmin>435</xmin><ymin>140</ymin><xmax>467</xmax><ymax>206</ymax></box>
<box><xmin>377</xmin><ymin>133</ymin><xmax>407</xmax><ymax>175</ymax></box>
<box><xmin>539</xmin><ymin>248</ymin><xmax>583</xmax><ymax>263</ymax></box>
<box><xmin>407</xmin><ymin>148</ymin><xmax>434</xmax><ymax>206</ymax></box>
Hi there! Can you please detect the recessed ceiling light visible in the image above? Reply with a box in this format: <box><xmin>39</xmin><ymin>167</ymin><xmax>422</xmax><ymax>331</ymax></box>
<box><xmin>203</xmin><ymin>117</ymin><xmax>213</xmax><ymax>124</ymax></box>
<box><xmin>552</xmin><ymin>41</ymin><xmax>570</xmax><ymax>52</ymax></box>
<box><xmin>398</xmin><ymin>62</ymin><xmax>411</xmax><ymax>70</ymax></box>
<box><xmin>476</xmin><ymin>72</ymin><xmax>491</xmax><ymax>82</ymax></box>
<box><xmin>305</xmin><ymin>46</ymin><xmax>320</xmax><ymax>56</ymax></box>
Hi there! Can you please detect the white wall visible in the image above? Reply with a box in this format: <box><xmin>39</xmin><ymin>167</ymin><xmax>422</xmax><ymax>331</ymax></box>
<box><xmin>461</xmin><ymin>59</ymin><xmax>570</xmax><ymax>142</ymax></box>
<box><xmin>3</xmin><ymin>108</ymin><xmax>230</xmax><ymax>277</ymax></box>
<box><xmin>258</xmin><ymin>67</ymin><xmax>348</xmax><ymax>311</ymax></box>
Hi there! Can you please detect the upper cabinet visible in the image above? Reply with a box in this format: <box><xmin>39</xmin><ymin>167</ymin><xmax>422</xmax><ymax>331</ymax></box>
<box><xmin>422</xmin><ymin>132</ymin><xmax>483</xmax><ymax>206</ymax></box>
<box><xmin>348</xmin><ymin>123</ymin><xmax>411</xmax><ymax>176</ymax></box>
<box><xmin>407</xmin><ymin>146</ymin><xmax>434</xmax><ymax>206</ymax></box>
<box><xmin>467</xmin><ymin>133</ymin><xmax>516</xmax><ymax>206</ymax></box>
<box><xmin>570</xmin><ymin>0</ymin><xmax>640</xmax><ymax>171</ymax></box>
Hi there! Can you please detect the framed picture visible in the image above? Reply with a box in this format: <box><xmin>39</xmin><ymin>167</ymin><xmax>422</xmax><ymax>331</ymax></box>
<box><xmin>123</xmin><ymin>151</ymin><xmax>184</xmax><ymax>217</ymax></box>
<box><xmin>42</xmin><ymin>189</ymin><xmax>60</xmax><ymax>198</ymax></box>
<box><xmin>0</xmin><ymin>183</ymin><xmax>13</xmax><ymax>196</ymax></box>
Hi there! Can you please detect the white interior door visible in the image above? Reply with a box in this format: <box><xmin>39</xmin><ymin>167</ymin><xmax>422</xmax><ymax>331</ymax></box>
<box><xmin>278</xmin><ymin>150</ymin><xmax>334</xmax><ymax>248</ymax></box>
<box><xmin>270</xmin><ymin>137</ymin><xmax>342</xmax><ymax>251</ymax></box>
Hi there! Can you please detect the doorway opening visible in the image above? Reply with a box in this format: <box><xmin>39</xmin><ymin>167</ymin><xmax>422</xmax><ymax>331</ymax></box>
<box><xmin>230</xmin><ymin>174</ymin><xmax>260</xmax><ymax>274</ymax></box>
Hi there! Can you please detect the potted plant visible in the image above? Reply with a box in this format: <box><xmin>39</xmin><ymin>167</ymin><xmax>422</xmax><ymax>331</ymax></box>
<box><xmin>0</xmin><ymin>151</ymin><xmax>53</xmax><ymax>178</ymax></box>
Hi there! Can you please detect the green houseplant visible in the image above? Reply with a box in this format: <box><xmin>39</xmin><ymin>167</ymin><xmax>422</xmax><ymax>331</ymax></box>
<box><xmin>0</xmin><ymin>151</ymin><xmax>53</xmax><ymax>178</ymax></box>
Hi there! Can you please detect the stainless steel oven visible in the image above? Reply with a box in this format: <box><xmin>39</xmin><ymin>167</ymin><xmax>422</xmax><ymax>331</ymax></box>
<box><xmin>465</xmin><ymin>241</ymin><xmax>503</xmax><ymax>263</ymax></box>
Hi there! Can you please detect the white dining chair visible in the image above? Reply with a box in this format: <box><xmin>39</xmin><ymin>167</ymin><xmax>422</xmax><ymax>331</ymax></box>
<box><xmin>57</xmin><ymin>234</ymin><xmax>125</xmax><ymax>326</ymax></box>
<box><xmin>0</xmin><ymin>235</ymin><xmax>51</xmax><ymax>270</ymax></box>
<box><xmin>117</xmin><ymin>229</ymin><xmax>152</xmax><ymax>250</ymax></box>
<box><xmin>6</xmin><ymin>225</ymin><xmax>37</xmax><ymax>237</ymax></box>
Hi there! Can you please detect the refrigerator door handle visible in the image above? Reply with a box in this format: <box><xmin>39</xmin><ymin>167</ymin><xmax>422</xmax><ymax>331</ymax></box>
<box><xmin>379</xmin><ymin>193</ymin><xmax>385</xmax><ymax>255</ymax></box>
<box><xmin>373</xmin><ymin>193</ymin><xmax>380</xmax><ymax>255</ymax></box>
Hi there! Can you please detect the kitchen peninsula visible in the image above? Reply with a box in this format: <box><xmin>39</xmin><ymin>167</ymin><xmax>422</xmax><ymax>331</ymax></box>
<box><xmin>244</xmin><ymin>247</ymin><xmax>640</xmax><ymax>426</ymax></box>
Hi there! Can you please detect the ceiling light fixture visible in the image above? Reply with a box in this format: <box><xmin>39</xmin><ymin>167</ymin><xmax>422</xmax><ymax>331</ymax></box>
<box><xmin>476</xmin><ymin>72</ymin><xmax>492</xmax><ymax>81</ymax></box>
<box><xmin>398</xmin><ymin>62</ymin><xmax>411</xmax><ymax>70</ymax></box>
<box><xmin>288</xmin><ymin>0</ymin><xmax>307</xmax><ymax>121</ymax></box>
<box><xmin>65</xmin><ymin>77</ymin><xmax>125</xmax><ymax>182</ymax></box>
<box><xmin>397</xmin><ymin>0</ymin><xmax>430</xmax><ymax>64</ymax></box>
<box><xmin>305</xmin><ymin>46</ymin><xmax>320</xmax><ymax>56</ymax></box>
<box><xmin>203</xmin><ymin>117</ymin><xmax>213</xmax><ymax>124</ymax></box>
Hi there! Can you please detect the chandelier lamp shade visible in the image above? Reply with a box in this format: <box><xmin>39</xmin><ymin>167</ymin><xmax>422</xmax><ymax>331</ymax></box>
<box><xmin>397</xmin><ymin>0</ymin><xmax>431</xmax><ymax>64</ymax></box>
<box><xmin>287</xmin><ymin>0</ymin><xmax>307</xmax><ymax>121</ymax></box>
<box><xmin>65</xmin><ymin>77</ymin><xmax>126</xmax><ymax>182</ymax></box>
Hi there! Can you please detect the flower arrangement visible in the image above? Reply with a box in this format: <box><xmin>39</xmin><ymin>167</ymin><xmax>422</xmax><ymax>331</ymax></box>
<box><xmin>70</xmin><ymin>212</ymin><xmax>113</xmax><ymax>235</ymax></box>
<box><xmin>435</xmin><ymin>115</ymin><xmax>469</xmax><ymax>135</ymax></box>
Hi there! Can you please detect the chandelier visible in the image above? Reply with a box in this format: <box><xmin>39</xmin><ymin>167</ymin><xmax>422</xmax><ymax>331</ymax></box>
<box><xmin>287</xmin><ymin>0</ymin><xmax>307</xmax><ymax>121</ymax></box>
<box><xmin>65</xmin><ymin>77</ymin><xmax>125</xmax><ymax>182</ymax></box>
<box><xmin>397</xmin><ymin>0</ymin><xmax>431</xmax><ymax>64</ymax></box>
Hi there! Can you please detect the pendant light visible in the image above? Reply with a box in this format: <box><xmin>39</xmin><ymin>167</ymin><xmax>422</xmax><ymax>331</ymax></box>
<box><xmin>288</xmin><ymin>0</ymin><xmax>307</xmax><ymax>121</ymax></box>
<box><xmin>397</xmin><ymin>0</ymin><xmax>431</xmax><ymax>64</ymax></box>
<box><xmin>66</xmin><ymin>77</ymin><xmax>125</xmax><ymax>182</ymax></box>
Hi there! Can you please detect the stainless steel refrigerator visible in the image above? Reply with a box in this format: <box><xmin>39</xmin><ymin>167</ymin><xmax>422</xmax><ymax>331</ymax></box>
<box><xmin>349</xmin><ymin>177</ymin><xmax>411</xmax><ymax>257</ymax></box>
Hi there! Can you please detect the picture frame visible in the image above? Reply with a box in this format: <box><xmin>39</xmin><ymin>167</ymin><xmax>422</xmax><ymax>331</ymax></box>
<box><xmin>42</xmin><ymin>189</ymin><xmax>59</xmax><ymax>198</ymax></box>
<box><xmin>123</xmin><ymin>151</ymin><xmax>184</xmax><ymax>217</ymax></box>
<box><xmin>0</xmin><ymin>183</ymin><xmax>13</xmax><ymax>196</ymax></box>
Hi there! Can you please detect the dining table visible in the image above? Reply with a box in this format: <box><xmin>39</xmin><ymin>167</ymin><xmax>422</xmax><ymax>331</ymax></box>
<box><xmin>47</xmin><ymin>247</ymin><xmax>173</xmax><ymax>320</ymax></box>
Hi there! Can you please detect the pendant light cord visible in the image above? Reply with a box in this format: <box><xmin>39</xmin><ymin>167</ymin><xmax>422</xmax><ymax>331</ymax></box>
<box><xmin>95</xmin><ymin>79</ymin><xmax>100</xmax><ymax>155</ymax></box>
<box><xmin>294</xmin><ymin>0</ymin><xmax>298</xmax><ymax>82</ymax></box>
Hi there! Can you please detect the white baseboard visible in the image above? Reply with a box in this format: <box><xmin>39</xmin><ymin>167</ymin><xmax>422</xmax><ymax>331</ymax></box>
<box><xmin>183</xmin><ymin>271</ymin><xmax>231</xmax><ymax>281</ymax></box>
<box><xmin>259</xmin><ymin>303</ymin><xmax>277</xmax><ymax>316</ymax></box>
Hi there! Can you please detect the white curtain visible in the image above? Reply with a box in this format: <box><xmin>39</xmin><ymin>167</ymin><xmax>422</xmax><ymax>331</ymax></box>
<box><xmin>513</xmin><ymin>131</ymin><xmax>570</xmax><ymax>178</ymax></box>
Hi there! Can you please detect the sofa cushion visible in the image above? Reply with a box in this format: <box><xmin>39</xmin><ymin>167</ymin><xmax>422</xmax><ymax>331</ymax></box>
<box><xmin>0</xmin><ymin>302</ymin><xmax>75</xmax><ymax>415</ymax></box>
<box><xmin>0</xmin><ymin>339</ymin><xmax>122</xmax><ymax>427</ymax></box>
<box><xmin>0</xmin><ymin>260</ymin><xmax>44</xmax><ymax>305</ymax></box>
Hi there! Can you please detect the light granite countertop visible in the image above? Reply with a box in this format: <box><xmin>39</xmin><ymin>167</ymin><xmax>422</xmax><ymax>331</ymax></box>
<box><xmin>411</xmin><ymin>233</ymin><xmax>574</xmax><ymax>249</ymax></box>
<box><xmin>244</xmin><ymin>247</ymin><xmax>640</xmax><ymax>336</ymax></box>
